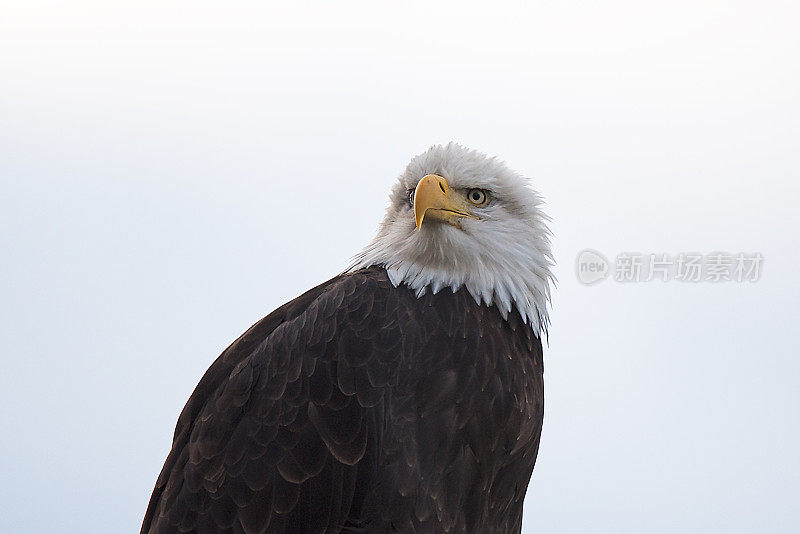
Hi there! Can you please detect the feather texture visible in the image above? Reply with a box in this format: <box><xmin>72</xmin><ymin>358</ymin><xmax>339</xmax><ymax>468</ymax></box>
<box><xmin>142</xmin><ymin>267</ymin><xmax>544</xmax><ymax>534</ymax></box>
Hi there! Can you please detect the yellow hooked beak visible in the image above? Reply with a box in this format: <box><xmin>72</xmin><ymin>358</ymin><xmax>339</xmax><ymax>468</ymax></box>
<box><xmin>413</xmin><ymin>174</ymin><xmax>478</xmax><ymax>230</ymax></box>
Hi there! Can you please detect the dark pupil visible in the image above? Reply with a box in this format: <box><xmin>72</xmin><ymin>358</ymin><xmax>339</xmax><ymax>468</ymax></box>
<box><xmin>471</xmin><ymin>191</ymin><xmax>480</xmax><ymax>201</ymax></box>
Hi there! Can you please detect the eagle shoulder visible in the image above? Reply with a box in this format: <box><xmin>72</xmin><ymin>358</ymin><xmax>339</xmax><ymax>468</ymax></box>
<box><xmin>142</xmin><ymin>267</ymin><xmax>406</xmax><ymax>533</ymax></box>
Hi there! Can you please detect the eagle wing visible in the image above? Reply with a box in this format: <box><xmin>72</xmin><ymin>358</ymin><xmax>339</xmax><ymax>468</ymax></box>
<box><xmin>142</xmin><ymin>269</ymin><xmax>406</xmax><ymax>533</ymax></box>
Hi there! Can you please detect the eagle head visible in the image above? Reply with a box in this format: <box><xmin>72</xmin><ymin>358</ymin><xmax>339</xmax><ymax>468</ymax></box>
<box><xmin>349</xmin><ymin>143</ymin><xmax>554</xmax><ymax>335</ymax></box>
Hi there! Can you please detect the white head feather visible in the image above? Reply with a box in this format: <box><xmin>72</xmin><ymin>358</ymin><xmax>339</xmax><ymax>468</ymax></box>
<box><xmin>348</xmin><ymin>143</ymin><xmax>554</xmax><ymax>336</ymax></box>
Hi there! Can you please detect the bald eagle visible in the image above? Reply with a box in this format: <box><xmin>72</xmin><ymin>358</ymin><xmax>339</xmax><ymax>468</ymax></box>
<box><xmin>142</xmin><ymin>143</ymin><xmax>554</xmax><ymax>534</ymax></box>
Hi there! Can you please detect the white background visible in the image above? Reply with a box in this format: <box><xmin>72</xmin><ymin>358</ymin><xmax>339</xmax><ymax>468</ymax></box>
<box><xmin>1</xmin><ymin>1</ymin><xmax>798</xmax><ymax>532</ymax></box>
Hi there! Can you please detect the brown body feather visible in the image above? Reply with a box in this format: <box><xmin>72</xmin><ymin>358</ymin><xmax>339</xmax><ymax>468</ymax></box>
<box><xmin>142</xmin><ymin>266</ymin><xmax>544</xmax><ymax>534</ymax></box>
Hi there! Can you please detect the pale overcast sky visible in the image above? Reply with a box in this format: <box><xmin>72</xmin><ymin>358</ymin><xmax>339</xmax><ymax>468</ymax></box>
<box><xmin>1</xmin><ymin>2</ymin><xmax>798</xmax><ymax>532</ymax></box>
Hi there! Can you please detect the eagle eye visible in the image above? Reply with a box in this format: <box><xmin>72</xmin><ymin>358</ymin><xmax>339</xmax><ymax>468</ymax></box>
<box><xmin>467</xmin><ymin>188</ymin><xmax>488</xmax><ymax>206</ymax></box>
<box><xmin>407</xmin><ymin>188</ymin><xmax>415</xmax><ymax>207</ymax></box>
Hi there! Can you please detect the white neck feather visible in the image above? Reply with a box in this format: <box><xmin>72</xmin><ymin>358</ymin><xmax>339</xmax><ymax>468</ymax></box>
<box><xmin>348</xmin><ymin>220</ymin><xmax>553</xmax><ymax>336</ymax></box>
